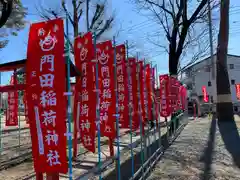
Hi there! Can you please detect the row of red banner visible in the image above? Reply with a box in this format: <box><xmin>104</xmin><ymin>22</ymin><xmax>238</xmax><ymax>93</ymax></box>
<box><xmin>72</xmin><ymin>34</ymin><xmax>161</xmax><ymax>152</ymax></box>
<box><xmin>159</xmin><ymin>75</ymin><xmax>187</xmax><ymax>117</ymax></box>
<box><xmin>5</xmin><ymin>74</ymin><xmax>29</xmax><ymax>127</ymax></box>
<box><xmin>5</xmin><ymin>18</ymin><xmax>188</xmax><ymax>174</ymax></box>
<box><xmin>6</xmin><ymin>75</ymin><xmax>18</xmax><ymax>126</ymax></box>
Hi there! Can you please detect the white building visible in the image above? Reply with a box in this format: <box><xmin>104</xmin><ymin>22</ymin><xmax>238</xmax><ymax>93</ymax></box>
<box><xmin>179</xmin><ymin>54</ymin><xmax>240</xmax><ymax>114</ymax></box>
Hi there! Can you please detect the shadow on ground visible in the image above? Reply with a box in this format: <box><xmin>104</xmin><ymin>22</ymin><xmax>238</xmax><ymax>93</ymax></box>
<box><xmin>218</xmin><ymin>115</ymin><xmax>240</xmax><ymax>168</ymax></box>
<box><xmin>199</xmin><ymin>114</ymin><xmax>217</xmax><ymax>180</ymax></box>
<box><xmin>103</xmin><ymin>117</ymin><xmax>187</xmax><ymax>180</ymax></box>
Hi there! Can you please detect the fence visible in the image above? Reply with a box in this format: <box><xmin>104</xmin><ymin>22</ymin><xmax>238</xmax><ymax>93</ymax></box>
<box><xmin>0</xmin><ymin>18</ymin><xmax>188</xmax><ymax>180</ymax></box>
<box><xmin>0</xmin><ymin>65</ymin><xmax>188</xmax><ymax>180</ymax></box>
<box><xmin>0</xmin><ymin>98</ymin><xmax>188</xmax><ymax>179</ymax></box>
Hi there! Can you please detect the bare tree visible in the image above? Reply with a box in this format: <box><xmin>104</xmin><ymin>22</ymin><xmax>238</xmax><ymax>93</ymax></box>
<box><xmin>36</xmin><ymin>0</ymin><xmax>115</xmax><ymax>53</ymax></box>
<box><xmin>134</xmin><ymin>0</ymin><xmax>218</xmax><ymax>76</ymax></box>
<box><xmin>0</xmin><ymin>0</ymin><xmax>27</xmax><ymax>49</ymax></box>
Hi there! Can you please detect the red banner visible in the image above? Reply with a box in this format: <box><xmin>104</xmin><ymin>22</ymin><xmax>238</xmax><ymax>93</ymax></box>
<box><xmin>26</xmin><ymin>18</ymin><xmax>67</xmax><ymax>173</ymax></box>
<box><xmin>6</xmin><ymin>75</ymin><xmax>18</xmax><ymax>126</ymax></box>
<box><xmin>154</xmin><ymin>87</ymin><xmax>160</xmax><ymax>125</ymax></box>
<box><xmin>128</xmin><ymin>58</ymin><xmax>139</xmax><ymax>129</ymax></box>
<box><xmin>137</xmin><ymin>61</ymin><xmax>145</xmax><ymax>121</ymax></box>
<box><xmin>179</xmin><ymin>85</ymin><xmax>187</xmax><ymax>110</ymax></box>
<box><xmin>175</xmin><ymin>80</ymin><xmax>181</xmax><ymax>111</ymax></box>
<box><xmin>23</xmin><ymin>91</ymin><xmax>29</xmax><ymax>124</ymax></box>
<box><xmin>97</xmin><ymin>41</ymin><xmax>116</xmax><ymax>138</ymax></box>
<box><xmin>169</xmin><ymin>76</ymin><xmax>179</xmax><ymax>112</ymax></box>
<box><xmin>116</xmin><ymin>45</ymin><xmax>129</xmax><ymax>128</ymax></box>
<box><xmin>151</xmin><ymin>68</ymin><xmax>158</xmax><ymax>120</ymax></box>
<box><xmin>145</xmin><ymin>64</ymin><xmax>153</xmax><ymax>120</ymax></box>
<box><xmin>202</xmin><ymin>86</ymin><xmax>209</xmax><ymax>102</ymax></box>
<box><xmin>74</xmin><ymin>32</ymin><xmax>96</xmax><ymax>153</ymax></box>
<box><xmin>23</xmin><ymin>75</ymin><xmax>29</xmax><ymax>124</ymax></box>
<box><xmin>159</xmin><ymin>74</ymin><xmax>171</xmax><ymax>117</ymax></box>
<box><xmin>236</xmin><ymin>84</ymin><xmax>240</xmax><ymax>100</ymax></box>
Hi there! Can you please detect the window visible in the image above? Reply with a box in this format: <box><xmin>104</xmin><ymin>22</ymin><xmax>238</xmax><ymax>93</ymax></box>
<box><xmin>198</xmin><ymin>95</ymin><xmax>203</xmax><ymax>101</ymax></box>
<box><xmin>208</xmin><ymin>81</ymin><xmax>212</xmax><ymax>87</ymax></box>
<box><xmin>205</xmin><ymin>67</ymin><xmax>210</xmax><ymax>72</ymax></box>
<box><xmin>231</xmin><ymin>79</ymin><xmax>235</xmax><ymax>85</ymax></box>
<box><xmin>229</xmin><ymin>64</ymin><xmax>234</xmax><ymax>69</ymax></box>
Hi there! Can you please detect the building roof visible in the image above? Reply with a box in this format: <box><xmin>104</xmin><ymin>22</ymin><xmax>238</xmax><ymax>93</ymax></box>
<box><xmin>180</xmin><ymin>54</ymin><xmax>240</xmax><ymax>72</ymax></box>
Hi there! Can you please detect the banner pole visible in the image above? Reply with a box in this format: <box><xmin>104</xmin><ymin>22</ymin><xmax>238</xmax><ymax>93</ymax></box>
<box><xmin>65</xmin><ymin>15</ymin><xmax>73</xmax><ymax>180</ymax></box>
<box><xmin>150</xmin><ymin>63</ymin><xmax>156</xmax><ymax>144</ymax></box>
<box><xmin>136</xmin><ymin>54</ymin><xmax>145</xmax><ymax>178</ymax></box>
<box><xmin>18</xmin><ymin>92</ymin><xmax>21</xmax><ymax>149</ymax></box>
<box><xmin>126</xmin><ymin>41</ymin><xmax>134</xmax><ymax>178</ymax></box>
<box><xmin>13</xmin><ymin>70</ymin><xmax>21</xmax><ymax>149</ymax></box>
<box><xmin>93</xmin><ymin>32</ymin><xmax>102</xmax><ymax>180</ymax></box>
<box><xmin>143</xmin><ymin>60</ymin><xmax>151</xmax><ymax>158</ymax></box>
<box><xmin>154</xmin><ymin>65</ymin><xmax>161</xmax><ymax>148</ymax></box>
<box><xmin>0</xmin><ymin>72</ymin><xmax>2</xmax><ymax>155</ymax></box>
<box><xmin>113</xmin><ymin>36</ymin><xmax>121</xmax><ymax>180</ymax></box>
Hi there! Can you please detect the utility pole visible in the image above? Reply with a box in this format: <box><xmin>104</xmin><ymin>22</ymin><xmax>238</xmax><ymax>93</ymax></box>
<box><xmin>207</xmin><ymin>0</ymin><xmax>216</xmax><ymax>112</ymax></box>
<box><xmin>216</xmin><ymin>0</ymin><xmax>233</xmax><ymax>121</ymax></box>
<box><xmin>207</xmin><ymin>0</ymin><xmax>214</xmax><ymax>80</ymax></box>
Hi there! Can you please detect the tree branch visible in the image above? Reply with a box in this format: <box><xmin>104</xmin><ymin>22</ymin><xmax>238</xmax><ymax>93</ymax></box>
<box><xmin>147</xmin><ymin>35</ymin><xmax>169</xmax><ymax>53</ymax></box>
<box><xmin>144</xmin><ymin>0</ymin><xmax>174</xmax><ymax>17</ymax></box>
<box><xmin>169</xmin><ymin>0</ymin><xmax>175</xmax><ymax>17</ymax></box>
<box><xmin>189</xmin><ymin>0</ymin><xmax>208</xmax><ymax>24</ymax></box>
<box><xmin>149</xmin><ymin>4</ymin><xmax>170</xmax><ymax>41</ymax></box>
<box><xmin>61</xmin><ymin>0</ymin><xmax>74</xmax><ymax>26</ymax></box>
<box><xmin>0</xmin><ymin>0</ymin><xmax>13</xmax><ymax>28</ymax></box>
<box><xmin>96</xmin><ymin>18</ymin><xmax>114</xmax><ymax>39</ymax></box>
<box><xmin>90</xmin><ymin>4</ymin><xmax>104</xmax><ymax>30</ymax></box>
<box><xmin>76</xmin><ymin>0</ymin><xmax>83</xmax><ymax>22</ymax></box>
<box><xmin>86</xmin><ymin>0</ymin><xmax>90</xmax><ymax>31</ymax></box>
<box><xmin>182</xmin><ymin>0</ymin><xmax>187</xmax><ymax>22</ymax></box>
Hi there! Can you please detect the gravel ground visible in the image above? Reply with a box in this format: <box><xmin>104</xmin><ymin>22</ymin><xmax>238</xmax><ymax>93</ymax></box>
<box><xmin>147</xmin><ymin>115</ymin><xmax>240</xmax><ymax>180</ymax></box>
<box><xmin>0</xmin><ymin>116</ymin><xmax>31</xmax><ymax>165</ymax></box>
<box><xmin>0</xmin><ymin>116</ymin><xmax>172</xmax><ymax>179</ymax></box>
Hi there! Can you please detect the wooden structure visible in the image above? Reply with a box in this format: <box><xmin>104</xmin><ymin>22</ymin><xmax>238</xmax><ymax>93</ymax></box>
<box><xmin>0</xmin><ymin>58</ymin><xmax>80</xmax><ymax>92</ymax></box>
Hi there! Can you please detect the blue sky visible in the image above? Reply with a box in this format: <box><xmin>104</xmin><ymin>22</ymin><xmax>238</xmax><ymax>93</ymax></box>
<box><xmin>1</xmin><ymin>0</ymin><xmax>240</xmax><ymax>85</ymax></box>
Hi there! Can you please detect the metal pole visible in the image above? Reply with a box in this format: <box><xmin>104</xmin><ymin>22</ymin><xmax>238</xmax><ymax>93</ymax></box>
<box><xmin>208</xmin><ymin>0</ymin><xmax>215</xmax><ymax>80</ymax></box>
<box><xmin>143</xmin><ymin>60</ymin><xmax>151</xmax><ymax>158</ymax></box>
<box><xmin>126</xmin><ymin>41</ymin><xmax>134</xmax><ymax>178</ymax></box>
<box><xmin>93</xmin><ymin>32</ymin><xmax>102</xmax><ymax>180</ymax></box>
<box><xmin>136</xmin><ymin>54</ymin><xmax>145</xmax><ymax>179</ymax></box>
<box><xmin>65</xmin><ymin>15</ymin><xmax>73</xmax><ymax>180</ymax></box>
<box><xmin>207</xmin><ymin>0</ymin><xmax>215</xmax><ymax>112</ymax></box>
<box><xmin>155</xmin><ymin>65</ymin><xmax>161</xmax><ymax>148</ymax></box>
<box><xmin>113</xmin><ymin>37</ymin><xmax>121</xmax><ymax>180</ymax></box>
<box><xmin>138</xmin><ymin>60</ymin><xmax>147</xmax><ymax>161</ymax></box>
<box><xmin>150</xmin><ymin>62</ymin><xmax>157</xmax><ymax>145</ymax></box>
<box><xmin>0</xmin><ymin>72</ymin><xmax>2</xmax><ymax>155</ymax></box>
<box><xmin>18</xmin><ymin>92</ymin><xmax>21</xmax><ymax>149</ymax></box>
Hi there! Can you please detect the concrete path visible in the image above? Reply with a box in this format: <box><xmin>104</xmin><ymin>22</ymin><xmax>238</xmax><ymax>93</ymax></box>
<box><xmin>147</xmin><ymin>115</ymin><xmax>240</xmax><ymax>180</ymax></box>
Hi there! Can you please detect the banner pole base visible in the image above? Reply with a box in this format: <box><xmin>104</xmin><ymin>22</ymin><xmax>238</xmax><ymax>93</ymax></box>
<box><xmin>46</xmin><ymin>173</ymin><xmax>59</xmax><ymax>180</ymax></box>
<box><xmin>36</xmin><ymin>172</ymin><xmax>43</xmax><ymax>180</ymax></box>
<box><xmin>109</xmin><ymin>138</ymin><xmax>114</xmax><ymax>156</ymax></box>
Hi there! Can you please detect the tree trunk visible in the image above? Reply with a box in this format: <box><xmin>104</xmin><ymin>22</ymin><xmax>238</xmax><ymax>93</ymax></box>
<box><xmin>169</xmin><ymin>53</ymin><xmax>179</xmax><ymax>76</ymax></box>
<box><xmin>216</xmin><ymin>0</ymin><xmax>233</xmax><ymax>122</ymax></box>
<box><xmin>72</xmin><ymin>0</ymin><xmax>78</xmax><ymax>37</ymax></box>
